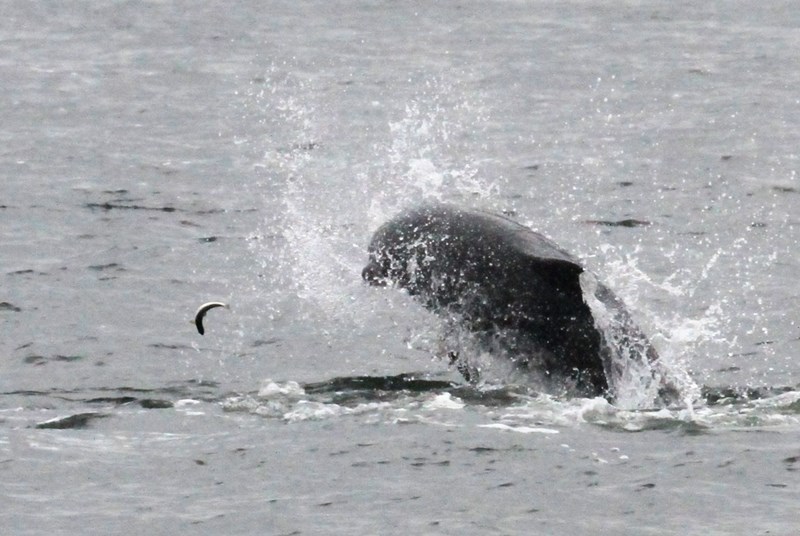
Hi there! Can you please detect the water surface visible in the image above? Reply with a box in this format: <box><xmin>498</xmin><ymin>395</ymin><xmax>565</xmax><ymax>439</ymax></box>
<box><xmin>2</xmin><ymin>1</ymin><xmax>798</xmax><ymax>534</ymax></box>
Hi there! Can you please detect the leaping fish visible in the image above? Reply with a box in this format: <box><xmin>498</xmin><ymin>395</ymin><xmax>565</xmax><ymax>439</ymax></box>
<box><xmin>193</xmin><ymin>301</ymin><xmax>228</xmax><ymax>335</ymax></box>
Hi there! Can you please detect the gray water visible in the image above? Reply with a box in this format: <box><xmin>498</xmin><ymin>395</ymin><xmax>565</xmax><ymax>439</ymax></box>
<box><xmin>2</xmin><ymin>1</ymin><xmax>799</xmax><ymax>534</ymax></box>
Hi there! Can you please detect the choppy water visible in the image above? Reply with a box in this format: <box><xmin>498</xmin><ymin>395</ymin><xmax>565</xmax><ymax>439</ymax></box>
<box><xmin>2</xmin><ymin>1</ymin><xmax>799</xmax><ymax>534</ymax></box>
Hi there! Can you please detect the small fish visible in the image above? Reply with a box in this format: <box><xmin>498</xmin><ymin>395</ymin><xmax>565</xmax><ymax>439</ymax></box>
<box><xmin>193</xmin><ymin>301</ymin><xmax>228</xmax><ymax>335</ymax></box>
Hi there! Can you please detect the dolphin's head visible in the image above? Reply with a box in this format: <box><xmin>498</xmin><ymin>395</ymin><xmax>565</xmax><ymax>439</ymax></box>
<box><xmin>363</xmin><ymin>205</ymin><xmax>479</xmax><ymax>309</ymax></box>
<box><xmin>361</xmin><ymin>208</ymin><xmax>445</xmax><ymax>292</ymax></box>
<box><xmin>361</xmin><ymin>255</ymin><xmax>390</xmax><ymax>287</ymax></box>
<box><xmin>361</xmin><ymin>225</ymin><xmax>415</xmax><ymax>289</ymax></box>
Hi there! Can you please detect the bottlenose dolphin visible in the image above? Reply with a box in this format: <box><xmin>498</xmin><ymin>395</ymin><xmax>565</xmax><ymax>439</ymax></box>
<box><xmin>362</xmin><ymin>203</ymin><xmax>675</xmax><ymax>402</ymax></box>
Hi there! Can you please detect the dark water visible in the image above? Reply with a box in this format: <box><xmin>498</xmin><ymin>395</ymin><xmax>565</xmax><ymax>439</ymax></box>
<box><xmin>2</xmin><ymin>1</ymin><xmax>799</xmax><ymax>534</ymax></box>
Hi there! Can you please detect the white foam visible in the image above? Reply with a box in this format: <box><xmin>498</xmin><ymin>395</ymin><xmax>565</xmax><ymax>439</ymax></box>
<box><xmin>257</xmin><ymin>379</ymin><xmax>305</xmax><ymax>399</ymax></box>
<box><xmin>283</xmin><ymin>401</ymin><xmax>342</xmax><ymax>423</ymax></box>
<box><xmin>422</xmin><ymin>392</ymin><xmax>465</xmax><ymax>410</ymax></box>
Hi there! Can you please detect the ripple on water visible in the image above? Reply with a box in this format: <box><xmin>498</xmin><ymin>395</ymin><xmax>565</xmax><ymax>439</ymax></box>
<box><xmin>218</xmin><ymin>376</ymin><xmax>800</xmax><ymax>433</ymax></box>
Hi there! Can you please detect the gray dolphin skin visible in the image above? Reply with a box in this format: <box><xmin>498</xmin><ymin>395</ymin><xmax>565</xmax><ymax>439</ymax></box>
<box><xmin>362</xmin><ymin>203</ymin><xmax>665</xmax><ymax>400</ymax></box>
<box><xmin>193</xmin><ymin>301</ymin><xmax>228</xmax><ymax>335</ymax></box>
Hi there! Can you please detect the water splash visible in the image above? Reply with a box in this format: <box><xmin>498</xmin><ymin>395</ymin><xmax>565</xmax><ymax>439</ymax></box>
<box><xmin>367</xmin><ymin>76</ymin><xmax>497</xmax><ymax>222</ymax></box>
<box><xmin>242</xmin><ymin>66</ymin><xmax>496</xmax><ymax>330</ymax></box>
<box><xmin>232</xmin><ymin>61</ymin><xmax>792</xmax><ymax>423</ymax></box>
